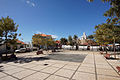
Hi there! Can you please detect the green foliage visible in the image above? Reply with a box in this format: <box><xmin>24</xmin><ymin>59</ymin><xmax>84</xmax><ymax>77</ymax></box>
<box><xmin>68</xmin><ymin>35</ymin><xmax>73</xmax><ymax>46</ymax></box>
<box><xmin>60</xmin><ymin>37</ymin><xmax>68</xmax><ymax>45</ymax></box>
<box><xmin>87</xmin><ymin>35</ymin><xmax>94</xmax><ymax>40</ymax></box>
<box><xmin>32</xmin><ymin>34</ymin><xmax>55</xmax><ymax>48</ymax></box>
<box><xmin>0</xmin><ymin>16</ymin><xmax>20</xmax><ymax>44</ymax></box>
<box><xmin>89</xmin><ymin>0</ymin><xmax>120</xmax><ymax>24</ymax></box>
<box><xmin>73</xmin><ymin>35</ymin><xmax>78</xmax><ymax>45</ymax></box>
<box><xmin>73</xmin><ymin>35</ymin><xmax>78</xmax><ymax>41</ymax></box>
<box><xmin>94</xmin><ymin>23</ymin><xmax>120</xmax><ymax>45</ymax></box>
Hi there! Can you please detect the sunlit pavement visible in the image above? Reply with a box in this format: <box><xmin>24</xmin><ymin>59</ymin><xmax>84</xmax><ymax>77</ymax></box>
<box><xmin>0</xmin><ymin>51</ymin><xmax>120</xmax><ymax>80</ymax></box>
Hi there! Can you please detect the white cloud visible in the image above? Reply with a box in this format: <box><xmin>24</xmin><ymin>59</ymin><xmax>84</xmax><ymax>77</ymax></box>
<box><xmin>26</xmin><ymin>0</ymin><xmax>35</xmax><ymax>7</ymax></box>
<box><xmin>51</xmin><ymin>35</ymin><xmax>58</xmax><ymax>39</ymax></box>
<box><xmin>36</xmin><ymin>31</ymin><xmax>42</xmax><ymax>34</ymax></box>
<box><xmin>31</xmin><ymin>2</ymin><xmax>35</xmax><ymax>7</ymax></box>
<box><xmin>26</xmin><ymin>0</ymin><xmax>30</xmax><ymax>4</ymax></box>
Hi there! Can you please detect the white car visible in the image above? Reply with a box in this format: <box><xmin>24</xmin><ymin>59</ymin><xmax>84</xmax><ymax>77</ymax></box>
<box><xmin>15</xmin><ymin>48</ymin><xmax>26</xmax><ymax>53</ymax></box>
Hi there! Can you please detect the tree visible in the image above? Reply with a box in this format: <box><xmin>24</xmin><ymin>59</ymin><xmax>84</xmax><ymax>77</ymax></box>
<box><xmin>32</xmin><ymin>34</ymin><xmax>43</xmax><ymax>48</ymax></box>
<box><xmin>87</xmin><ymin>35</ymin><xmax>97</xmax><ymax>46</ymax></box>
<box><xmin>94</xmin><ymin>23</ymin><xmax>120</xmax><ymax>57</ymax></box>
<box><xmin>73</xmin><ymin>35</ymin><xmax>78</xmax><ymax>50</ymax></box>
<box><xmin>68</xmin><ymin>35</ymin><xmax>74</xmax><ymax>49</ymax></box>
<box><xmin>88</xmin><ymin>0</ymin><xmax>120</xmax><ymax>25</ymax></box>
<box><xmin>68</xmin><ymin>35</ymin><xmax>73</xmax><ymax>45</ymax></box>
<box><xmin>60</xmin><ymin>38</ymin><xmax>68</xmax><ymax>45</ymax></box>
<box><xmin>89</xmin><ymin>0</ymin><xmax>120</xmax><ymax>58</ymax></box>
<box><xmin>0</xmin><ymin>16</ymin><xmax>20</xmax><ymax>56</ymax></box>
<box><xmin>87</xmin><ymin>35</ymin><xmax>94</xmax><ymax>40</ymax></box>
<box><xmin>32</xmin><ymin>34</ymin><xmax>55</xmax><ymax>50</ymax></box>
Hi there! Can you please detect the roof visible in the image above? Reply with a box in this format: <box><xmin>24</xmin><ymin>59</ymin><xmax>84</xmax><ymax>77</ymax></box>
<box><xmin>55</xmin><ymin>40</ymin><xmax>60</xmax><ymax>44</ymax></box>
<box><xmin>17</xmin><ymin>40</ymin><xmax>25</xmax><ymax>45</ymax></box>
<box><xmin>35</xmin><ymin>34</ymin><xmax>51</xmax><ymax>37</ymax></box>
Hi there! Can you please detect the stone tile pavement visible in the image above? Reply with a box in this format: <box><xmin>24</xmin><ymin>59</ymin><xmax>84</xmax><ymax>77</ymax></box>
<box><xmin>0</xmin><ymin>51</ymin><xmax>120</xmax><ymax>80</ymax></box>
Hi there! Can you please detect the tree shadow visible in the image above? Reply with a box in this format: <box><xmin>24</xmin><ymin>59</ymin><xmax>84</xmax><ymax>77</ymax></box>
<box><xmin>106</xmin><ymin>57</ymin><xmax>119</xmax><ymax>60</ymax></box>
<box><xmin>45</xmin><ymin>53</ymin><xmax>87</xmax><ymax>63</ymax></box>
<box><xmin>0</xmin><ymin>57</ymin><xmax>50</xmax><ymax>64</ymax></box>
<box><xmin>0</xmin><ymin>53</ymin><xmax>87</xmax><ymax>64</ymax></box>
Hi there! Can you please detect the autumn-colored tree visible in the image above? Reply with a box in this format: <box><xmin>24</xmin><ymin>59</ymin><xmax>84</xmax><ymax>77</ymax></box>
<box><xmin>32</xmin><ymin>34</ymin><xmax>55</xmax><ymax>50</ymax></box>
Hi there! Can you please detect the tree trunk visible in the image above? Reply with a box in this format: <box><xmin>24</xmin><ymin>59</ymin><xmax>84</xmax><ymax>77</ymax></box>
<box><xmin>105</xmin><ymin>46</ymin><xmax>107</xmax><ymax>54</ymax></box>
<box><xmin>5</xmin><ymin>32</ymin><xmax>8</xmax><ymax>57</ymax></box>
<box><xmin>113</xmin><ymin>38</ymin><xmax>116</xmax><ymax>58</ymax></box>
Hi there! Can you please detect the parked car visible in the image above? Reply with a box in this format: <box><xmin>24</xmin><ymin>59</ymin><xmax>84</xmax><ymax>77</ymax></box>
<box><xmin>15</xmin><ymin>48</ymin><xmax>26</xmax><ymax>53</ymax></box>
<box><xmin>26</xmin><ymin>48</ymin><xmax>31</xmax><ymax>52</ymax></box>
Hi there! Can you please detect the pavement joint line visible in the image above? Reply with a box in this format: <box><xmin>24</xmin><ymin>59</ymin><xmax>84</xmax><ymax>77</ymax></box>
<box><xmin>93</xmin><ymin>53</ymin><xmax>98</xmax><ymax>80</ymax></box>
<box><xmin>53</xmin><ymin>74</ymin><xmax>72</xmax><ymax>79</ymax></box>
<box><xmin>43</xmin><ymin>63</ymin><xmax>68</xmax><ymax>80</ymax></box>
<box><xmin>76</xmin><ymin>70</ymin><xmax>95</xmax><ymax>74</ymax></box>
<box><xmin>5</xmin><ymin>61</ymin><xmax>54</xmax><ymax>71</ymax></box>
<box><xmin>97</xmin><ymin>73</ymin><xmax>120</xmax><ymax>78</ymax></box>
<box><xmin>101</xmin><ymin>54</ymin><xmax>120</xmax><ymax>76</ymax></box>
<box><xmin>7</xmin><ymin>62</ymin><xmax>66</xmax><ymax>80</ymax></box>
<box><xmin>2</xmin><ymin>68</ymin><xmax>27</xmax><ymax>75</ymax></box>
<box><xmin>69</xmin><ymin>54</ymin><xmax>88</xmax><ymax>80</ymax></box>
<box><xmin>69</xmin><ymin>63</ymin><xmax>82</xmax><ymax>80</ymax></box>
<box><xmin>0</xmin><ymin>71</ymin><xmax>20</xmax><ymax>80</ymax></box>
<box><xmin>0</xmin><ymin>75</ymin><xmax>8</xmax><ymax>79</ymax></box>
<box><xmin>2</xmin><ymin>62</ymin><xmax>57</xmax><ymax>79</ymax></box>
<box><xmin>20</xmin><ymin>70</ymin><xmax>38</xmax><ymax>80</ymax></box>
<box><xmin>62</xmin><ymin>68</ymin><xmax>78</xmax><ymax>71</ymax></box>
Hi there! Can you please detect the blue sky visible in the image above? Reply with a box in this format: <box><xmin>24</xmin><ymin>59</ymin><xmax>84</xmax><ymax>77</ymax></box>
<box><xmin>0</xmin><ymin>0</ymin><xmax>110</xmax><ymax>42</ymax></box>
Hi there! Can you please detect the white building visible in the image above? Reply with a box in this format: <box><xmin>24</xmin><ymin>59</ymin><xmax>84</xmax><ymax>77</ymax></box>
<box><xmin>80</xmin><ymin>32</ymin><xmax>87</xmax><ymax>44</ymax></box>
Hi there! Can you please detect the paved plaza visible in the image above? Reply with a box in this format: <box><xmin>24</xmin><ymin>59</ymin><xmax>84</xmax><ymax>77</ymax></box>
<box><xmin>0</xmin><ymin>51</ymin><xmax>120</xmax><ymax>80</ymax></box>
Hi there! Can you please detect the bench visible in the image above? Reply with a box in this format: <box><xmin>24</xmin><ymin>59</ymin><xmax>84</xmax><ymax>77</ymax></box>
<box><xmin>116</xmin><ymin>66</ymin><xmax>120</xmax><ymax>73</ymax></box>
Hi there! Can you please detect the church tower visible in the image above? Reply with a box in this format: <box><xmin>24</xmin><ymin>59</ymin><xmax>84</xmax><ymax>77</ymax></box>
<box><xmin>81</xmin><ymin>32</ymin><xmax>87</xmax><ymax>40</ymax></box>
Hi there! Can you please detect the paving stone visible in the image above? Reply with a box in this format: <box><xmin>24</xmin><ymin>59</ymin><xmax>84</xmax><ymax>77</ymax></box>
<box><xmin>63</xmin><ymin>64</ymin><xmax>78</xmax><ymax>71</ymax></box>
<box><xmin>80</xmin><ymin>63</ymin><xmax>94</xmax><ymax>68</ymax></box>
<box><xmin>3</xmin><ymin>67</ymin><xmax>25</xmax><ymax>75</ymax></box>
<box><xmin>12</xmin><ymin>69</ymin><xmax>36</xmax><ymax>79</ymax></box>
<box><xmin>0</xmin><ymin>72</ymin><xmax>7</xmax><ymax>78</ymax></box>
<box><xmin>0</xmin><ymin>76</ymin><xmax>18</xmax><ymax>80</ymax></box>
<box><xmin>22</xmin><ymin>63</ymin><xmax>38</xmax><ymax>68</ymax></box>
<box><xmin>2</xmin><ymin>65</ymin><xmax>17</xmax><ymax>71</ymax></box>
<box><xmin>55</xmin><ymin>69</ymin><xmax>75</xmax><ymax>78</ymax></box>
<box><xmin>96</xmin><ymin>64</ymin><xmax>112</xmax><ymax>70</ymax></box>
<box><xmin>66</xmin><ymin>62</ymin><xmax>80</xmax><ymax>66</ymax></box>
<box><xmin>30</xmin><ymin>65</ymin><xmax>48</xmax><ymax>71</ymax></box>
<box><xmin>23</xmin><ymin>72</ymin><xmax>50</xmax><ymax>80</ymax></box>
<box><xmin>77</xmin><ymin>66</ymin><xmax>95</xmax><ymax>74</ymax></box>
<box><xmin>72</xmin><ymin>71</ymin><xmax>95</xmax><ymax>80</ymax></box>
<box><xmin>97</xmin><ymin>75</ymin><xmax>120</xmax><ymax>80</ymax></box>
<box><xmin>52</xmin><ymin>63</ymin><xmax>65</xmax><ymax>68</ymax></box>
<box><xmin>46</xmin><ymin>75</ymin><xmax>69</xmax><ymax>80</ymax></box>
<box><xmin>41</xmin><ymin>66</ymin><xmax>60</xmax><ymax>74</ymax></box>
<box><xmin>97</xmin><ymin>68</ymin><xmax>119</xmax><ymax>77</ymax></box>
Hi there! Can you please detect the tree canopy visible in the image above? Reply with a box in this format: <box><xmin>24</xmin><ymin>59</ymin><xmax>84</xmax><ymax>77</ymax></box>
<box><xmin>88</xmin><ymin>0</ymin><xmax>120</xmax><ymax>24</ymax></box>
<box><xmin>0</xmin><ymin>16</ymin><xmax>20</xmax><ymax>45</ymax></box>
<box><xmin>68</xmin><ymin>35</ymin><xmax>73</xmax><ymax>46</ymax></box>
<box><xmin>94</xmin><ymin>23</ymin><xmax>120</xmax><ymax>45</ymax></box>
<box><xmin>32</xmin><ymin>34</ymin><xmax>55</xmax><ymax>49</ymax></box>
<box><xmin>60</xmin><ymin>37</ymin><xmax>68</xmax><ymax>45</ymax></box>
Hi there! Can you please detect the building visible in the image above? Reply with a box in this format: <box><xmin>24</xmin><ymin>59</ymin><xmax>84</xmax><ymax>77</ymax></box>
<box><xmin>0</xmin><ymin>40</ymin><xmax>26</xmax><ymax>54</ymax></box>
<box><xmin>80</xmin><ymin>32</ymin><xmax>87</xmax><ymax>45</ymax></box>
<box><xmin>34</xmin><ymin>34</ymin><xmax>52</xmax><ymax>39</ymax></box>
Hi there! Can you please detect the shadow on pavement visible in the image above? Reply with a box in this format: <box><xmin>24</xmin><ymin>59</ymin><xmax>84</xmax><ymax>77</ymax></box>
<box><xmin>45</xmin><ymin>53</ymin><xmax>87</xmax><ymax>63</ymax></box>
<box><xmin>0</xmin><ymin>53</ymin><xmax>87</xmax><ymax>64</ymax></box>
